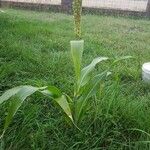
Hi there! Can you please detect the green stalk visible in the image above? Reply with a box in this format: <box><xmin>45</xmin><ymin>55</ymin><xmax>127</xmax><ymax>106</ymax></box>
<box><xmin>72</xmin><ymin>0</ymin><xmax>82</xmax><ymax>39</ymax></box>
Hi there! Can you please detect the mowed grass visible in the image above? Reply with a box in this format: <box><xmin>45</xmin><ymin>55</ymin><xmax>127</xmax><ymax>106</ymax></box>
<box><xmin>0</xmin><ymin>8</ymin><xmax>150</xmax><ymax>150</ymax></box>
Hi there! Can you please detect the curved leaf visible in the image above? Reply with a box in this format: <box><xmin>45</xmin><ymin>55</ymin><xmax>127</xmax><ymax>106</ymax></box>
<box><xmin>113</xmin><ymin>56</ymin><xmax>133</xmax><ymax>64</ymax></box>
<box><xmin>41</xmin><ymin>86</ymin><xmax>62</xmax><ymax>98</ymax></box>
<box><xmin>79</xmin><ymin>57</ymin><xmax>108</xmax><ymax>88</ymax></box>
<box><xmin>55</xmin><ymin>95</ymin><xmax>73</xmax><ymax>121</ymax></box>
<box><xmin>0</xmin><ymin>86</ymin><xmax>23</xmax><ymax>105</ymax></box>
<box><xmin>41</xmin><ymin>87</ymin><xmax>73</xmax><ymax>122</ymax></box>
<box><xmin>75</xmin><ymin>71</ymin><xmax>111</xmax><ymax>124</ymax></box>
<box><xmin>0</xmin><ymin>86</ymin><xmax>47</xmax><ymax>136</ymax></box>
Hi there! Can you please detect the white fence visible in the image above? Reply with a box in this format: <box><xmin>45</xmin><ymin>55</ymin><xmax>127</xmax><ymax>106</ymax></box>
<box><xmin>83</xmin><ymin>0</ymin><xmax>148</xmax><ymax>12</ymax></box>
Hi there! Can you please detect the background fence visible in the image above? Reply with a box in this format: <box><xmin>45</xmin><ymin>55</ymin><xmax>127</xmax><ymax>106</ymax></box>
<box><xmin>0</xmin><ymin>0</ymin><xmax>150</xmax><ymax>16</ymax></box>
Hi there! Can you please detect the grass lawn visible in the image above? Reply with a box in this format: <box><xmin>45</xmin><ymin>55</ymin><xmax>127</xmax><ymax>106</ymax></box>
<box><xmin>0</xmin><ymin>8</ymin><xmax>150</xmax><ymax>150</ymax></box>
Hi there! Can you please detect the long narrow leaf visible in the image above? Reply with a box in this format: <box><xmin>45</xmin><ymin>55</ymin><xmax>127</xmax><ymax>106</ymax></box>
<box><xmin>113</xmin><ymin>56</ymin><xmax>133</xmax><ymax>64</ymax></box>
<box><xmin>41</xmin><ymin>87</ymin><xmax>73</xmax><ymax>122</ymax></box>
<box><xmin>83</xmin><ymin>71</ymin><xmax>111</xmax><ymax>99</ymax></box>
<box><xmin>0</xmin><ymin>86</ymin><xmax>23</xmax><ymax>105</ymax></box>
<box><xmin>70</xmin><ymin>40</ymin><xmax>84</xmax><ymax>80</ymax></box>
<box><xmin>41</xmin><ymin>86</ymin><xmax>62</xmax><ymax>98</ymax></box>
<box><xmin>79</xmin><ymin>57</ymin><xmax>108</xmax><ymax>88</ymax></box>
<box><xmin>1</xmin><ymin>86</ymin><xmax>47</xmax><ymax>135</ymax></box>
<box><xmin>55</xmin><ymin>95</ymin><xmax>73</xmax><ymax>121</ymax></box>
<box><xmin>4</xmin><ymin>98</ymin><xmax>22</xmax><ymax>133</ymax></box>
<box><xmin>75</xmin><ymin>71</ymin><xmax>111</xmax><ymax>124</ymax></box>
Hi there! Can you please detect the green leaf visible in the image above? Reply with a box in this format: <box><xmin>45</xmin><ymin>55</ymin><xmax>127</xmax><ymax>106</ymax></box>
<box><xmin>75</xmin><ymin>71</ymin><xmax>111</xmax><ymax>124</ymax></box>
<box><xmin>55</xmin><ymin>95</ymin><xmax>73</xmax><ymax>121</ymax></box>
<box><xmin>0</xmin><ymin>86</ymin><xmax>23</xmax><ymax>105</ymax></box>
<box><xmin>70</xmin><ymin>40</ymin><xmax>84</xmax><ymax>80</ymax></box>
<box><xmin>1</xmin><ymin>86</ymin><xmax>47</xmax><ymax>135</ymax></box>
<box><xmin>113</xmin><ymin>56</ymin><xmax>133</xmax><ymax>64</ymax></box>
<box><xmin>40</xmin><ymin>87</ymin><xmax>73</xmax><ymax>122</ymax></box>
<box><xmin>84</xmin><ymin>71</ymin><xmax>111</xmax><ymax>99</ymax></box>
<box><xmin>41</xmin><ymin>86</ymin><xmax>62</xmax><ymax>98</ymax></box>
<box><xmin>16</xmin><ymin>86</ymin><xmax>45</xmax><ymax>100</ymax></box>
<box><xmin>79</xmin><ymin>57</ymin><xmax>108</xmax><ymax>88</ymax></box>
<box><xmin>4</xmin><ymin>98</ymin><xmax>22</xmax><ymax>133</ymax></box>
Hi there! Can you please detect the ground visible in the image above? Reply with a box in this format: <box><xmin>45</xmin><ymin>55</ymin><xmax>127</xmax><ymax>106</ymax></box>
<box><xmin>0</xmin><ymin>8</ymin><xmax>150</xmax><ymax>150</ymax></box>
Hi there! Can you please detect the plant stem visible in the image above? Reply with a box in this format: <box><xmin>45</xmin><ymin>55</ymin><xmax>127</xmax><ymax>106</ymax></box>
<box><xmin>72</xmin><ymin>0</ymin><xmax>82</xmax><ymax>39</ymax></box>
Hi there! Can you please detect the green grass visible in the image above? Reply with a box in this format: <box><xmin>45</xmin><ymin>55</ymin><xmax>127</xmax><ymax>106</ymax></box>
<box><xmin>0</xmin><ymin>8</ymin><xmax>150</xmax><ymax>149</ymax></box>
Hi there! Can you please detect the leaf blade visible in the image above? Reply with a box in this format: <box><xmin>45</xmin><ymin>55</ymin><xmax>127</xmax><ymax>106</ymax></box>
<box><xmin>40</xmin><ymin>87</ymin><xmax>73</xmax><ymax>122</ymax></box>
<box><xmin>113</xmin><ymin>56</ymin><xmax>133</xmax><ymax>64</ymax></box>
<box><xmin>55</xmin><ymin>95</ymin><xmax>73</xmax><ymax>121</ymax></box>
<box><xmin>0</xmin><ymin>86</ymin><xmax>23</xmax><ymax>105</ymax></box>
<box><xmin>79</xmin><ymin>57</ymin><xmax>108</xmax><ymax>88</ymax></box>
<box><xmin>1</xmin><ymin>86</ymin><xmax>46</xmax><ymax>135</ymax></box>
<box><xmin>76</xmin><ymin>71</ymin><xmax>111</xmax><ymax>124</ymax></box>
<box><xmin>70</xmin><ymin>40</ymin><xmax>84</xmax><ymax>80</ymax></box>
